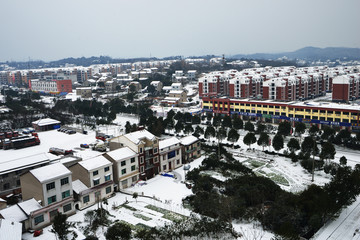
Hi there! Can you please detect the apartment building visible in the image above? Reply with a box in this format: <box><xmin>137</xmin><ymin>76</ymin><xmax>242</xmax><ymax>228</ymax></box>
<box><xmin>103</xmin><ymin>147</ymin><xmax>139</xmax><ymax>190</ymax></box>
<box><xmin>159</xmin><ymin>137</ymin><xmax>182</xmax><ymax>172</ymax></box>
<box><xmin>20</xmin><ymin>163</ymin><xmax>75</xmax><ymax>230</ymax></box>
<box><xmin>332</xmin><ymin>74</ymin><xmax>360</xmax><ymax>102</ymax></box>
<box><xmin>30</xmin><ymin>79</ymin><xmax>72</xmax><ymax>94</ymax></box>
<box><xmin>69</xmin><ymin>155</ymin><xmax>113</xmax><ymax>210</ymax></box>
<box><xmin>109</xmin><ymin>130</ymin><xmax>160</xmax><ymax>180</ymax></box>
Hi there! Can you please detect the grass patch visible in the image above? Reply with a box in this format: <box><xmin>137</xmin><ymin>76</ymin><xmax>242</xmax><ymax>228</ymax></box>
<box><xmin>145</xmin><ymin>205</ymin><xmax>187</xmax><ymax>222</ymax></box>
<box><xmin>250</xmin><ymin>160</ymin><xmax>266</xmax><ymax>168</ymax></box>
<box><xmin>268</xmin><ymin>173</ymin><xmax>290</xmax><ymax>186</ymax></box>
<box><xmin>120</xmin><ymin>204</ymin><xmax>137</xmax><ymax>211</ymax></box>
<box><xmin>135</xmin><ymin>223</ymin><xmax>152</xmax><ymax>231</ymax></box>
<box><xmin>133</xmin><ymin>213</ymin><xmax>152</xmax><ymax>221</ymax></box>
<box><xmin>117</xmin><ymin>220</ymin><xmax>136</xmax><ymax>230</ymax></box>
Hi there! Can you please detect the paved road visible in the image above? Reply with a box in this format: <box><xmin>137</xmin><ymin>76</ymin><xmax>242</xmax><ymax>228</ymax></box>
<box><xmin>313</xmin><ymin>196</ymin><xmax>360</xmax><ymax>239</ymax></box>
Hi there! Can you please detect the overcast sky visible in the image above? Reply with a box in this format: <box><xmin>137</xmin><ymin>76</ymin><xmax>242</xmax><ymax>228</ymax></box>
<box><xmin>0</xmin><ymin>0</ymin><xmax>359</xmax><ymax>62</ymax></box>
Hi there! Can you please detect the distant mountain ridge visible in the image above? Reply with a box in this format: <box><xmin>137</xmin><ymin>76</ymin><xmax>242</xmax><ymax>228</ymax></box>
<box><xmin>232</xmin><ymin>47</ymin><xmax>360</xmax><ymax>61</ymax></box>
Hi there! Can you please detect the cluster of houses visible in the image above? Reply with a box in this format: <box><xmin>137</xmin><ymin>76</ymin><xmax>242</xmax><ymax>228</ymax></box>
<box><xmin>0</xmin><ymin>129</ymin><xmax>201</xmax><ymax>233</ymax></box>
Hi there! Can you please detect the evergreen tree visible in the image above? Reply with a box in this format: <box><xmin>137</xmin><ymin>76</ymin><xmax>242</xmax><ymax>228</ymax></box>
<box><xmin>194</xmin><ymin>126</ymin><xmax>204</xmax><ymax>136</ymax></box>
<box><xmin>340</xmin><ymin>156</ymin><xmax>347</xmax><ymax>166</ymax></box>
<box><xmin>256</xmin><ymin>123</ymin><xmax>266</xmax><ymax>134</ymax></box>
<box><xmin>319</xmin><ymin>141</ymin><xmax>336</xmax><ymax>165</ymax></box>
<box><xmin>272</xmin><ymin>134</ymin><xmax>284</xmax><ymax>152</ymax></box>
<box><xmin>295</xmin><ymin>122</ymin><xmax>306</xmax><ymax>139</ymax></box>
<box><xmin>309</xmin><ymin>124</ymin><xmax>319</xmax><ymax>137</ymax></box>
<box><xmin>125</xmin><ymin>121</ymin><xmax>131</xmax><ymax>134</ymax></box>
<box><xmin>232</xmin><ymin>117</ymin><xmax>243</xmax><ymax>130</ymax></box>
<box><xmin>222</xmin><ymin>115</ymin><xmax>232</xmax><ymax>129</ymax></box>
<box><xmin>50</xmin><ymin>212</ymin><xmax>77</xmax><ymax>240</ymax></box>
<box><xmin>277</xmin><ymin>121</ymin><xmax>291</xmax><ymax>136</ymax></box>
<box><xmin>227</xmin><ymin>128</ymin><xmax>240</xmax><ymax>147</ymax></box>
<box><xmin>184</xmin><ymin>124</ymin><xmax>194</xmax><ymax>134</ymax></box>
<box><xmin>287</xmin><ymin>138</ymin><xmax>300</xmax><ymax>153</ymax></box>
<box><xmin>244</xmin><ymin>121</ymin><xmax>255</xmax><ymax>132</ymax></box>
<box><xmin>175</xmin><ymin>121</ymin><xmax>184</xmax><ymax>133</ymax></box>
<box><xmin>204</xmin><ymin>126</ymin><xmax>216</xmax><ymax>139</ymax></box>
<box><xmin>257</xmin><ymin>132</ymin><xmax>270</xmax><ymax>151</ymax></box>
<box><xmin>243</xmin><ymin>132</ymin><xmax>256</xmax><ymax>149</ymax></box>
<box><xmin>106</xmin><ymin>222</ymin><xmax>132</xmax><ymax>240</ymax></box>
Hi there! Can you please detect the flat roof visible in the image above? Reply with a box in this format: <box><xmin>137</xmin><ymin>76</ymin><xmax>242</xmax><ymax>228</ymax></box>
<box><xmin>0</xmin><ymin>153</ymin><xmax>51</xmax><ymax>175</ymax></box>
<box><xmin>30</xmin><ymin>162</ymin><xmax>71</xmax><ymax>183</ymax></box>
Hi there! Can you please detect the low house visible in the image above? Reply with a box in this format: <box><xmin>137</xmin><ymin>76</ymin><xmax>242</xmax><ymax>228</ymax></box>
<box><xmin>0</xmin><ymin>219</ymin><xmax>22</xmax><ymax>239</ymax></box>
<box><xmin>69</xmin><ymin>156</ymin><xmax>114</xmax><ymax>210</ymax></box>
<box><xmin>20</xmin><ymin>163</ymin><xmax>75</xmax><ymax>230</ymax></box>
<box><xmin>180</xmin><ymin>136</ymin><xmax>201</xmax><ymax>163</ymax></box>
<box><xmin>0</xmin><ymin>198</ymin><xmax>42</xmax><ymax>232</ymax></box>
<box><xmin>103</xmin><ymin>147</ymin><xmax>139</xmax><ymax>190</ymax></box>
<box><xmin>159</xmin><ymin>137</ymin><xmax>182</xmax><ymax>172</ymax></box>
<box><xmin>32</xmin><ymin>118</ymin><xmax>61</xmax><ymax>131</ymax></box>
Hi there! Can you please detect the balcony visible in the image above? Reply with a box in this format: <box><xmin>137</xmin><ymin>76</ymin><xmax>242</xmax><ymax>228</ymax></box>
<box><xmin>186</xmin><ymin>147</ymin><xmax>197</xmax><ymax>153</ymax></box>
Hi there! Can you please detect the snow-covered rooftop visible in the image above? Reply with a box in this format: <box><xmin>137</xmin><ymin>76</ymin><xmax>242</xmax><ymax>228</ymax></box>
<box><xmin>78</xmin><ymin>155</ymin><xmax>112</xmax><ymax>171</ymax></box>
<box><xmin>169</xmin><ymin>90</ymin><xmax>184</xmax><ymax>94</ymax></box>
<box><xmin>0</xmin><ymin>219</ymin><xmax>22</xmax><ymax>240</ymax></box>
<box><xmin>106</xmin><ymin>147</ymin><xmax>137</xmax><ymax>161</ymax></box>
<box><xmin>124</xmin><ymin>129</ymin><xmax>156</xmax><ymax>145</ymax></box>
<box><xmin>180</xmin><ymin>136</ymin><xmax>199</xmax><ymax>145</ymax></box>
<box><xmin>32</xmin><ymin>118</ymin><xmax>60</xmax><ymax>126</ymax></box>
<box><xmin>159</xmin><ymin>137</ymin><xmax>180</xmax><ymax>150</ymax></box>
<box><xmin>30</xmin><ymin>162</ymin><xmax>71</xmax><ymax>183</ymax></box>
<box><xmin>72</xmin><ymin>179</ymin><xmax>88</xmax><ymax>194</ymax></box>
<box><xmin>0</xmin><ymin>153</ymin><xmax>52</xmax><ymax>175</ymax></box>
<box><xmin>0</xmin><ymin>198</ymin><xmax>41</xmax><ymax>222</ymax></box>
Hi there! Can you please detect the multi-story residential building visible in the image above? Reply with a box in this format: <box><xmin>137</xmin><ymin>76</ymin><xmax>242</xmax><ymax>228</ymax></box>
<box><xmin>30</xmin><ymin>79</ymin><xmax>72</xmax><ymax>94</ymax></box>
<box><xmin>187</xmin><ymin>70</ymin><xmax>197</xmax><ymax>81</ymax></box>
<box><xmin>103</xmin><ymin>147</ymin><xmax>139</xmax><ymax>190</ymax></box>
<box><xmin>332</xmin><ymin>74</ymin><xmax>360</xmax><ymax>102</ymax></box>
<box><xmin>161</xmin><ymin>90</ymin><xmax>188</xmax><ymax>106</ymax></box>
<box><xmin>69</xmin><ymin>155</ymin><xmax>113</xmax><ymax>210</ymax></box>
<box><xmin>201</xmin><ymin>96</ymin><xmax>360</xmax><ymax>131</ymax></box>
<box><xmin>109</xmin><ymin>130</ymin><xmax>160</xmax><ymax>180</ymax></box>
<box><xmin>20</xmin><ymin>163</ymin><xmax>75</xmax><ymax>229</ymax></box>
<box><xmin>180</xmin><ymin>136</ymin><xmax>201</xmax><ymax>163</ymax></box>
<box><xmin>159</xmin><ymin>137</ymin><xmax>182</xmax><ymax>172</ymax></box>
<box><xmin>150</xmin><ymin>81</ymin><xmax>163</xmax><ymax>92</ymax></box>
<box><xmin>76</xmin><ymin>87</ymin><xmax>93</xmax><ymax>98</ymax></box>
<box><xmin>199</xmin><ymin>66</ymin><xmax>358</xmax><ymax>101</ymax></box>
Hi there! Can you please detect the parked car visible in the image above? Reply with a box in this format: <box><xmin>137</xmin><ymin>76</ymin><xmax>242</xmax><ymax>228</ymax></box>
<box><xmin>80</xmin><ymin>143</ymin><xmax>89</xmax><ymax>148</ymax></box>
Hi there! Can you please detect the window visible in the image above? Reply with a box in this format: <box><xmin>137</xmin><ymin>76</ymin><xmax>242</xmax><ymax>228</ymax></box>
<box><xmin>48</xmin><ymin>195</ymin><xmax>56</xmax><ymax>205</ymax></box>
<box><xmin>140</xmin><ymin>147</ymin><xmax>143</xmax><ymax>153</ymax></box>
<box><xmin>61</xmin><ymin>177</ymin><xmax>69</xmax><ymax>186</ymax></box>
<box><xmin>93</xmin><ymin>179</ymin><xmax>100</xmax><ymax>186</ymax></box>
<box><xmin>121</xmin><ymin>169</ymin><xmax>126</xmax><ymax>175</ymax></box>
<box><xmin>62</xmin><ymin>190</ymin><xmax>70</xmax><ymax>199</ymax></box>
<box><xmin>154</xmin><ymin>148</ymin><xmax>158</xmax><ymax>153</ymax></box>
<box><xmin>104</xmin><ymin>166</ymin><xmax>110</xmax><ymax>172</ymax></box>
<box><xmin>49</xmin><ymin>210</ymin><xmax>58</xmax><ymax>219</ymax></box>
<box><xmin>121</xmin><ymin>160</ymin><xmax>126</xmax><ymax>166</ymax></box>
<box><xmin>3</xmin><ymin>183</ymin><xmax>10</xmax><ymax>190</ymax></box>
<box><xmin>46</xmin><ymin>182</ymin><xmax>55</xmax><ymax>191</ymax></box>
<box><xmin>83</xmin><ymin>195</ymin><xmax>90</xmax><ymax>203</ymax></box>
<box><xmin>16</xmin><ymin>180</ymin><xmax>20</xmax><ymax>186</ymax></box>
<box><xmin>131</xmin><ymin>157</ymin><xmax>135</xmax><ymax>163</ymax></box>
<box><xmin>63</xmin><ymin>203</ymin><xmax>72</xmax><ymax>213</ymax></box>
<box><xmin>34</xmin><ymin>215</ymin><xmax>44</xmax><ymax>225</ymax></box>
<box><xmin>154</xmin><ymin>157</ymin><xmax>158</xmax><ymax>163</ymax></box>
<box><xmin>106</xmin><ymin>186</ymin><xmax>112</xmax><ymax>194</ymax></box>
<box><xmin>93</xmin><ymin>170</ymin><xmax>98</xmax><ymax>176</ymax></box>
<box><xmin>140</xmin><ymin>157</ymin><xmax>144</xmax><ymax>164</ymax></box>
<box><xmin>105</xmin><ymin>174</ymin><xmax>111</xmax><ymax>181</ymax></box>
<box><xmin>176</xmin><ymin>160</ymin><xmax>180</xmax><ymax>165</ymax></box>
<box><xmin>131</xmin><ymin>165</ymin><xmax>136</xmax><ymax>171</ymax></box>
<box><xmin>140</xmin><ymin>166</ymin><xmax>144</xmax><ymax>173</ymax></box>
<box><xmin>163</xmin><ymin>164</ymin><xmax>167</xmax><ymax>170</ymax></box>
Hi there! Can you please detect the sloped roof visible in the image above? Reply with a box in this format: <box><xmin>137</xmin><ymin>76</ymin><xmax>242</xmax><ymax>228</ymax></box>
<box><xmin>78</xmin><ymin>155</ymin><xmax>112</xmax><ymax>171</ymax></box>
<box><xmin>32</xmin><ymin>118</ymin><xmax>60</xmax><ymax>126</ymax></box>
<box><xmin>124</xmin><ymin>129</ymin><xmax>156</xmax><ymax>145</ymax></box>
<box><xmin>30</xmin><ymin>162</ymin><xmax>71</xmax><ymax>183</ymax></box>
<box><xmin>106</xmin><ymin>147</ymin><xmax>137</xmax><ymax>161</ymax></box>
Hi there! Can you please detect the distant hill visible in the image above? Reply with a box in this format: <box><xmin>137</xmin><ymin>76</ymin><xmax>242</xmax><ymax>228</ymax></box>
<box><xmin>232</xmin><ymin>47</ymin><xmax>360</xmax><ymax>61</ymax></box>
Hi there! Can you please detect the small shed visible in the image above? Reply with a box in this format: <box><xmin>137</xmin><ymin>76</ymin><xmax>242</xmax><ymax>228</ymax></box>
<box><xmin>32</xmin><ymin>118</ymin><xmax>61</xmax><ymax>131</ymax></box>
